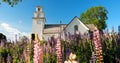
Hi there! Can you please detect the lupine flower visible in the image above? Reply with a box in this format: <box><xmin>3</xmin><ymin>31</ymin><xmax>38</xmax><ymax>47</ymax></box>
<box><xmin>33</xmin><ymin>34</ymin><xmax>43</xmax><ymax>63</ymax></box>
<box><xmin>56</xmin><ymin>38</ymin><xmax>62</xmax><ymax>63</ymax></box>
<box><xmin>68</xmin><ymin>32</ymin><xmax>71</xmax><ymax>39</ymax></box>
<box><xmin>24</xmin><ymin>45</ymin><xmax>30</xmax><ymax>63</ymax></box>
<box><xmin>91</xmin><ymin>52</ymin><xmax>96</xmax><ymax>63</ymax></box>
<box><xmin>65</xmin><ymin>43</ymin><xmax>70</xmax><ymax>58</ymax></box>
<box><xmin>69</xmin><ymin>53</ymin><xmax>76</xmax><ymax>60</ymax></box>
<box><xmin>51</xmin><ymin>36</ymin><xmax>56</xmax><ymax>47</ymax></box>
<box><xmin>118</xmin><ymin>25</ymin><xmax>120</xmax><ymax>34</ymax></box>
<box><xmin>64</xmin><ymin>31</ymin><xmax>68</xmax><ymax>40</ymax></box>
<box><xmin>19</xmin><ymin>55</ymin><xmax>24</xmax><ymax>63</ymax></box>
<box><xmin>64</xmin><ymin>52</ymin><xmax>78</xmax><ymax>63</ymax></box>
<box><xmin>7</xmin><ymin>54</ymin><xmax>12</xmax><ymax>63</ymax></box>
<box><xmin>47</xmin><ymin>38</ymin><xmax>53</xmax><ymax>53</ymax></box>
<box><xmin>47</xmin><ymin>38</ymin><xmax>50</xmax><ymax>46</ymax></box>
<box><xmin>93</xmin><ymin>30</ymin><xmax>103</xmax><ymax>63</ymax></box>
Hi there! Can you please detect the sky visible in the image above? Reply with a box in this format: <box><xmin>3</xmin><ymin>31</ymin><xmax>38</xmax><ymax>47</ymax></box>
<box><xmin>0</xmin><ymin>0</ymin><xmax>120</xmax><ymax>40</ymax></box>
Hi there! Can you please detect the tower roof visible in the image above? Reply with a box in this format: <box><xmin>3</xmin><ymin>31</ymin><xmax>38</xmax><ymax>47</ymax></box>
<box><xmin>36</xmin><ymin>6</ymin><xmax>42</xmax><ymax>8</ymax></box>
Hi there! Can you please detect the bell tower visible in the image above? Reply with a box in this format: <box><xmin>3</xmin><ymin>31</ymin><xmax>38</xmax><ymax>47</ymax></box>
<box><xmin>32</xmin><ymin>6</ymin><xmax>46</xmax><ymax>40</ymax></box>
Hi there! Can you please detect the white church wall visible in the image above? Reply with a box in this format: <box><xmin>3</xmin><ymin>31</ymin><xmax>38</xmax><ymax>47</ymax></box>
<box><xmin>32</xmin><ymin>20</ymin><xmax>43</xmax><ymax>40</ymax></box>
<box><xmin>44</xmin><ymin>27</ymin><xmax>60</xmax><ymax>34</ymax></box>
<box><xmin>43</xmin><ymin>33</ymin><xmax>59</xmax><ymax>40</ymax></box>
<box><xmin>65</xmin><ymin>17</ymin><xmax>89</xmax><ymax>35</ymax></box>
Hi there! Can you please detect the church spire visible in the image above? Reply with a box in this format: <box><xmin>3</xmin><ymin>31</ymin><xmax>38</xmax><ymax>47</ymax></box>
<box><xmin>32</xmin><ymin>6</ymin><xmax>46</xmax><ymax>40</ymax></box>
<box><xmin>33</xmin><ymin>6</ymin><xmax>44</xmax><ymax>19</ymax></box>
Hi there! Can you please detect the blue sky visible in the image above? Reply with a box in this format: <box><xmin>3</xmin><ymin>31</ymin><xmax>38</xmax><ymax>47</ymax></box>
<box><xmin>0</xmin><ymin>0</ymin><xmax>120</xmax><ymax>40</ymax></box>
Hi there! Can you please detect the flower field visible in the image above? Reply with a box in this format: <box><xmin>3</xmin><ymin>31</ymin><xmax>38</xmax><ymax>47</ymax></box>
<box><xmin>0</xmin><ymin>30</ymin><xmax>120</xmax><ymax>63</ymax></box>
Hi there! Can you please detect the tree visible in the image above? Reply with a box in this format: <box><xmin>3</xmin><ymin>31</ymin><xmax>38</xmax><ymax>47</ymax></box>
<box><xmin>0</xmin><ymin>33</ymin><xmax>6</xmax><ymax>39</ymax></box>
<box><xmin>0</xmin><ymin>0</ymin><xmax>22</xmax><ymax>7</ymax></box>
<box><xmin>80</xmin><ymin>6</ymin><xmax>108</xmax><ymax>30</ymax></box>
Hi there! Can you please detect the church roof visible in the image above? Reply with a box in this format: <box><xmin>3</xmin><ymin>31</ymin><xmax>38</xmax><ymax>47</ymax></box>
<box><xmin>44</xmin><ymin>24</ymin><xmax>66</xmax><ymax>34</ymax></box>
<box><xmin>44</xmin><ymin>24</ymin><xmax>66</xmax><ymax>29</ymax></box>
<box><xmin>86</xmin><ymin>24</ymin><xmax>98</xmax><ymax>31</ymax></box>
<box><xmin>36</xmin><ymin>6</ymin><xmax>42</xmax><ymax>8</ymax></box>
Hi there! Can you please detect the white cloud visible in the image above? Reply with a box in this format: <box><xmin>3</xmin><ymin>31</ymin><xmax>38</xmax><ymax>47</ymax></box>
<box><xmin>0</xmin><ymin>22</ymin><xmax>30</xmax><ymax>41</ymax></box>
<box><xmin>21</xmin><ymin>32</ymin><xmax>30</xmax><ymax>39</ymax></box>
<box><xmin>1</xmin><ymin>23</ymin><xmax>21</xmax><ymax>34</ymax></box>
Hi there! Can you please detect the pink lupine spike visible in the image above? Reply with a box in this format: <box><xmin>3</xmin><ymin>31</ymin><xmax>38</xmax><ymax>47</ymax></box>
<box><xmin>33</xmin><ymin>34</ymin><xmax>43</xmax><ymax>63</ymax></box>
<box><xmin>56</xmin><ymin>38</ymin><xmax>63</xmax><ymax>63</ymax></box>
<box><xmin>93</xmin><ymin>30</ymin><xmax>103</xmax><ymax>63</ymax></box>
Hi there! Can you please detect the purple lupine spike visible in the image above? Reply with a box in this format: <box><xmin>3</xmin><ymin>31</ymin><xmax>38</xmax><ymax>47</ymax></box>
<box><xmin>68</xmin><ymin>32</ymin><xmax>71</xmax><ymax>39</ymax></box>
<box><xmin>7</xmin><ymin>54</ymin><xmax>12</xmax><ymax>63</ymax></box>
<box><xmin>65</xmin><ymin>43</ymin><xmax>70</xmax><ymax>59</ymax></box>
<box><xmin>64</xmin><ymin>31</ymin><xmax>67</xmax><ymax>37</ymax></box>
<box><xmin>118</xmin><ymin>25</ymin><xmax>120</xmax><ymax>34</ymax></box>
<box><xmin>47</xmin><ymin>37</ymin><xmax>51</xmax><ymax>46</ymax></box>
<box><xmin>51</xmin><ymin>36</ymin><xmax>56</xmax><ymax>47</ymax></box>
<box><xmin>91</xmin><ymin>52</ymin><xmax>96</xmax><ymax>63</ymax></box>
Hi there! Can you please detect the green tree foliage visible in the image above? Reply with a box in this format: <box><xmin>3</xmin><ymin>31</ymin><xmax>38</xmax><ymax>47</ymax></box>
<box><xmin>80</xmin><ymin>6</ymin><xmax>108</xmax><ymax>30</ymax></box>
<box><xmin>0</xmin><ymin>33</ymin><xmax>6</xmax><ymax>39</ymax></box>
<box><xmin>0</xmin><ymin>0</ymin><xmax>22</xmax><ymax>7</ymax></box>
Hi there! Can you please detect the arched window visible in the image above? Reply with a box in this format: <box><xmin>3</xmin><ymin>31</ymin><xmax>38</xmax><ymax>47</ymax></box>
<box><xmin>38</xmin><ymin>8</ymin><xmax>40</xmax><ymax>11</ymax></box>
<box><xmin>74</xmin><ymin>25</ymin><xmax>78</xmax><ymax>31</ymax></box>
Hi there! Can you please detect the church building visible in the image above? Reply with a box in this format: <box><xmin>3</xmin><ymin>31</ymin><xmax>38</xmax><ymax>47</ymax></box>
<box><xmin>32</xmin><ymin>6</ymin><xmax>97</xmax><ymax>40</ymax></box>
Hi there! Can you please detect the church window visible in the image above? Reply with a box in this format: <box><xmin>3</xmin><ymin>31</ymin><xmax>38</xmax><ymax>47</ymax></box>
<box><xmin>74</xmin><ymin>25</ymin><xmax>78</xmax><ymax>31</ymax></box>
<box><xmin>38</xmin><ymin>8</ymin><xmax>40</xmax><ymax>11</ymax></box>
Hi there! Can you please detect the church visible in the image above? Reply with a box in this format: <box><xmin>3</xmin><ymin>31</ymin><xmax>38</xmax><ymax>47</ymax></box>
<box><xmin>32</xmin><ymin>6</ymin><xmax>97</xmax><ymax>40</ymax></box>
